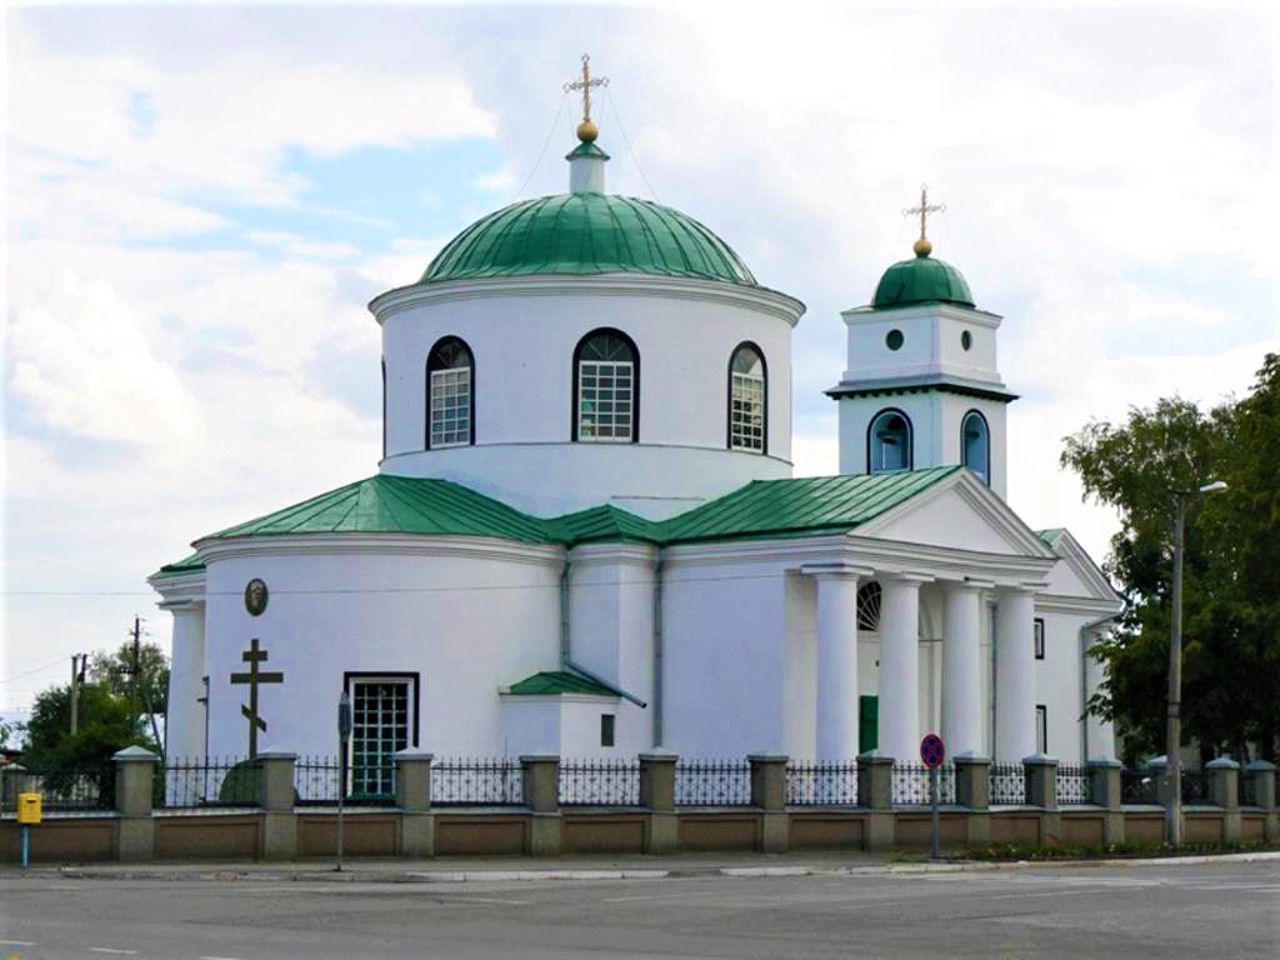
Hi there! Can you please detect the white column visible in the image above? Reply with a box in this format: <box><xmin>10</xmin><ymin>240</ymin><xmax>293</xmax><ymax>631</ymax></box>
<box><xmin>942</xmin><ymin>581</ymin><xmax>985</xmax><ymax>756</ymax></box>
<box><xmin>1084</xmin><ymin>630</ymin><xmax>1117</xmax><ymax>761</ymax></box>
<box><xmin>879</xmin><ymin>576</ymin><xmax>924</xmax><ymax>763</ymax></box>
<box><xmin>995</xmin><ymin>588</ymin><xmax>1037</xmax><ymax>762</ymax></box>
<box><xmin>164</xmin><ymin>602</ymin><xmax>207</xmax><ymax>762</ymax></box>
<box><xmin>815</xmin><ymin>572</ymin><xmax>860</xmax><ymax>761</ymax></box>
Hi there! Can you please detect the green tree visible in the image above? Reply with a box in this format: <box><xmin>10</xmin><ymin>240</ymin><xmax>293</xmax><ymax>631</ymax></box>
<box><xmin>1061</xmin><ymin>354</ymin><xmax>1280</xmax><ymax>763</ymax></box>
<box><xmin>90</xmin><ymin>640</ymin><xmax>169</xmax><ymax>748</ymax></box>
<box><xmin>20</xmin><ymin>682</ymin><xmax>155</xmax><ymax>804</ymax></box>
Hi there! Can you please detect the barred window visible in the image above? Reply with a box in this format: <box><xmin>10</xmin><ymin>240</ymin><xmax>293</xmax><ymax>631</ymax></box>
<box><xmin>348</xmin><ymin>677</ymin><xmax>414</xmax><ymax>797</ymax></box>
<box><xmin>575</xmin><ymin>330</ymin><xmax>637</xmax><ymax>443</ymax></box>
<box><xmin>427</xmin><ymin>337</ymin><xmax>474</xmax><ymax>449</ymax></box>
<box><xmin>728</xmin><ymin>343</ymin><xmax>766</xmax><ymax>453</ymax></box>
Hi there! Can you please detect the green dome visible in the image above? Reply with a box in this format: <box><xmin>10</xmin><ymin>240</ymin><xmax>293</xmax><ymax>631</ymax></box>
<box><xmin>872</xmin><ymin>252</ymin><xmax>974</xmax><ymax>309</ymax></box>
<box><xmin>422</xmin><ymin>193</ymin><xmax>757</xmax><ymax>286</ymax></box>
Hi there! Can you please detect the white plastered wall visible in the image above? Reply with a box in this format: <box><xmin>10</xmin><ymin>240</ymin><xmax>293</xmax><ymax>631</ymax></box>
<box><xmin>199</xmin><ymin>541</ymin><xmax>562</xmax><ymax>759</ymax></box>
<box><xmin>376</xmin><ymin>277</ymin><xmax>799</xmax><ymax>519</ymax></box>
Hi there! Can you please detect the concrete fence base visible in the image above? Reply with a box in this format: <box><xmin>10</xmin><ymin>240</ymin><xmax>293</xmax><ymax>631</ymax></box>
<box><xmin>2</xmin><ymin>750</ymin><xmax>1274</xmax><ymax>864</ymax></box>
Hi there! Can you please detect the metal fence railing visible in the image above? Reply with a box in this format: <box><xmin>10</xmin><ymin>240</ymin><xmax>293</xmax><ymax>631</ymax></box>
<box><xmin>1056</xmin><ymin>762</ymin><xmax>1093</xmax><ymax>805</ymax></box>
<box><xmin>989</xmin><ymin>762</ymin><xmax>1026</xmax><ymax>805</ymax></box>
<box><xmin>1180</xmin><ymin>770</ymin><xmax>1212</xmax><ymax>804</ymax></box>
<box><xmin>891</xmin><ymin>763</ymin><xmax>955</xmax><ymax>806</ymax></box>
<box><xmin>674</xmin><ymin>760</ymin><xmax>752</xmax><ymax>806</ymax></box>
<box><xmin>293</xmin><ymin>757</ymin><xmax>397</xmax><ymax>806</ymax></box>
<box><xmin>1121</xmin><ymin>768</ymin><xmax>1158</xmax><ymax>805</ymax></box>
<box><xmin>19</xmin><ymin>766</ymin><xmax>116</xmax><ymax>812</ymax></box>
<box><xmin>1240</xmin><ymin>771</ymin><xmax>1258</xmax><ymax>807</ymax></box>
<box><xmin>157</xmin><ymin>757</ymin><xmax>261</xmax><ymax>809</ymax></box>
<box><xmin>431</xmin><ymin>758</ymin><xmax>523</xmax><ymax>806</ymax></box>
<box><xmin>558</xmin><ymin>759</ymin><xmax>640</xmax><ymax>806</ymax></box>
<box><xmin>785</xmin><ymin>761</ymin><xmax>858</xmax><ymax>806</ymax></box>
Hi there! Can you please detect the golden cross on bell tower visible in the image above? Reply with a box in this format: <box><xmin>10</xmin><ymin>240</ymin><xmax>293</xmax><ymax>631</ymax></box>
<box><xmin>903</xmin><ymin>184</ymin><xmax>945</xmax><ymax>257</ymax></box>
<box><xmin>564</xmin><ymin>53</ymin><xmax>608</xmax><ymax>142</ymax></box>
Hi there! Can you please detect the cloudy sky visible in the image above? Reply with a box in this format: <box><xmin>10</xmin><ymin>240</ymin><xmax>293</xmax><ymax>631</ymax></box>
<box><xmin>3</xmin><ymin>2</ymin><xmax>1275</xmax><ymax>718</ymax></box>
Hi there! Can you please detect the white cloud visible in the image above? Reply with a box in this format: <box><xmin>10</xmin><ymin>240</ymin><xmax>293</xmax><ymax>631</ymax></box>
<box><xmin>6</xmin><ymin>272</ymin><xmax>206</xmax><ymax>452</ymax></box>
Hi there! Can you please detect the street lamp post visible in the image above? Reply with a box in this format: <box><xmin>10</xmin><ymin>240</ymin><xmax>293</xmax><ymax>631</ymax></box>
<box><xmin>1166</xmin><ymin>479</ymin><xmax>1227</xmax><ymax>846</ymax></box>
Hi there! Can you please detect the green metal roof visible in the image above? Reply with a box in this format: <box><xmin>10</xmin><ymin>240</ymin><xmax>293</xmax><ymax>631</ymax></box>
<box><xmin>658</xmin><ymin>467</ymin><xmax>962</xmax><ymax>544</ymax></box>
<box><xmin>1037</xmin><ymin>528</ymin><xmax>1066</xmax><ymax>549</ymax></box>
<box><xmin>872</xmin><ymin>252</ymin><xmax>974</xmax><ymax>309</ymax></box>
<box><xmin>506</xmin><ymin>671</ymin><xmax>622</xmax><ymax>697</ymax></box>
<box><xmin>155</xmin><ymin>468</ymin><xmax>965</xmax><ymax>577</ymax></box>
<box><xmin>203</xmin><ymin>474</ymin><xmax>556</xmax><ymax>543</ymax></box>
<box><xmin>550</xmin><ymin>504</ymin><xmax>663</xmax><ymax>545</ymax></box>
<box><xmin>152</xmin><ymin>552</ymin><xmax>206</xmax><ymax>579</ymax></box>
<box><xmin>420</xmin><ymin>193</ymin><xmax>758</xmax><ymax>287</ymax></box>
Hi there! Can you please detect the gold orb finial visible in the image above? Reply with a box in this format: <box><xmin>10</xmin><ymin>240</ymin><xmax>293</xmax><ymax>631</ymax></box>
<box><xmin>914</xmin><ymin>237</ymin><xmax>932</xmax><ymax>257</ymax></box>
<box><xmin>577</xmin><ymin>119</ymin><xmax>599</xmax><ymax>143</ymax></box>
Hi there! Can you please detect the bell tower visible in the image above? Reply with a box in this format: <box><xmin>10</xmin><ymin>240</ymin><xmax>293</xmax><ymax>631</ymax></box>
<box><xmin>827</xmin><ymin>187</ymin><xmax>1016</xmax><ymax>498</ymax></box>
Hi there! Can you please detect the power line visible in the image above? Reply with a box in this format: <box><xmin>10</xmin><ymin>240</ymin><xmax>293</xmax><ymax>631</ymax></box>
<box><xmin>0</xmin><ymin>654</ymin><xmax>70</xmax><ymax>686</ymax></box>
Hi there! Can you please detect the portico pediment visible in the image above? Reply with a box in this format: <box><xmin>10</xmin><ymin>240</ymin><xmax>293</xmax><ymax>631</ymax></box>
<box><xmin>853</xmin><ymin>470</ymin><xmax>1054</xmax><ymax>559</ymax></box>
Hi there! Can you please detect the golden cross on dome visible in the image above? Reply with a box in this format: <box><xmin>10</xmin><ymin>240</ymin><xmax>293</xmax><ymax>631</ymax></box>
<box><xmin>903</xmin><ymin>184</ymin><xmax>945</xmax><ymax>255</ymax></box>
<box><xmin>564</xmin><ymin>53</ymin><xmax>608</xmax><ymax>123</ymax></box>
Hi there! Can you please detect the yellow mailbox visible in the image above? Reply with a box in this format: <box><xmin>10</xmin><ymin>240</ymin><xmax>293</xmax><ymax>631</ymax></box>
<box><xmin>17</xmin><ymin>792</ymin><xmax>42</xmax><ymax>825</ymax></box>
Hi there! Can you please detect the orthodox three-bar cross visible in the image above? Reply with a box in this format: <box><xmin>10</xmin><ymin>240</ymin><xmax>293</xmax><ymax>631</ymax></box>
<box><xmin>564</xmin><ymin>53</ymin><xmax>608</xmax><ymax>122</ymax></box>
<box><xmin>230</xmin><ymin>638</ymin><xmax>283</xmax><ymax>758</ymax></box>
<box><xmin>904</xmin><ymin>184</ymin><xmax>945</xmax><ymax>242</ymax></box>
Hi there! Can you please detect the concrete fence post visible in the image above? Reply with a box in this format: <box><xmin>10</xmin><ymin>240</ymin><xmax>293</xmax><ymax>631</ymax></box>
<box><xmin>857</xmin><ymin>754</ymin><xmax>894</xmax><ymax>853</ymax></box>
<box><xmin>257</xmin><ymin>752</ymin><xmax>297</xmax><ymax>861</ymax></box>
<box><xmin>748</xmin><ymin>754</ymin><xmax>789</xmax><ymax>854</ymax></box>
<box><xmin>1206</xmin><ymin>757</ymin><xmax>1240</xmax><ymax>844</ymax></box>
<box><xmin>113</xmin><ymin>746</ymin><xmax>159</xmax><ymax>862</ymax></box>
<box><xmin>954</xmin><ymin>753</ymin><xmax>991</xmax><ymax>847</ymax></box>
<box><xmin>1087</xmin><ymin>759</ymin><xmax>1125</xmax><ymax>845</ymax></box>
<box><xmin>1024</xmin><ymin>754</ymin><xmax>1060</xmax><ymax>846</ymax></box>
<box><xmin>1245</xmin><ymin>760</ymin><xmax>1276</xmax><ymax>843</ymax></box>
<box><xmin>1</xmin><ymin>765</ymin><xmax>27</xmax><ymax>813</ymax></box>
<box><xmin>396</xmin><ymin>751</ymin><xmax>435</xmax><ymax>858</ymax></box>
<box><xmin>520</xmin><ymin>754</ymin><xmax>561</xmax><ymax>856</ymax></box>
<box><xmin>639</xmin><ymin>750</ymin><xmax>678</xmax><ymax>855</ymax></box>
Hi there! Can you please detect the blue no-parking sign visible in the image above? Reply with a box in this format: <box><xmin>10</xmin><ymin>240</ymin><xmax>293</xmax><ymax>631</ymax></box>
<box><xmin>920</xmin><ymin>733</ymin><xmax>946</xmax><ymax>770</ymax></box>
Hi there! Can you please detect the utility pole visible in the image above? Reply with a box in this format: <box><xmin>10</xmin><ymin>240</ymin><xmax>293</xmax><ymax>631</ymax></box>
<box><xmin>70</xmin><ymin>654</ymin><xmax>86</xmax><ymax>734</ymax></box>
<box><xmin>130</xmin><ymin>616</ymin><xmax>143</xmax><ymax>734</ymax></box>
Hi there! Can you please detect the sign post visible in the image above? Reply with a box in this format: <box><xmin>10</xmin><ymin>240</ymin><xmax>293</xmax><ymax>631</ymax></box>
<box><xmin>336</xmin><ymin>691</ymin><xmax>352</xmax><ymax>873</ymax></box>
<box><xmin>920</xmin><ymin>734</ymin><xmax>946</xmax><ymax>861</ymax></box>
<box><xmin>17</xmin><ymin>792</ymin><xmax>42</xmax><ymax>870</ymax></box>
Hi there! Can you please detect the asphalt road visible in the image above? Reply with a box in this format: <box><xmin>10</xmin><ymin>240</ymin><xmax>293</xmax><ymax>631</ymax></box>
<box><xmin>0</xmin><ymin>860</ymin><xmax>1276</xmax><ymax>959</ymax></box>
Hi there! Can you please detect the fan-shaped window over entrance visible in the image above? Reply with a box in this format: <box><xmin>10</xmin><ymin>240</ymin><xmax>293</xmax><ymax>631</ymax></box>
<box><xmin>574</xmin><ymin>329</ymin><xmax>638</xmax><ymax>443</ymax></box>
<box><xmin>857</xmin><ymin>581</ymin><xmax>882</xmax><ymax>632</ymax></box>
<box><xmin>868</xmin><ymin>410</ymin><xmax>912</xmax><ymax>474</ymax></box>
<box><xmin>962</xmin><ymin>410</ymin><xmax>990</xmax><ymax>485</ymax></box>
<box><xmin>728</xmin><ymin>342</ymin><xmax>766</xmax><ymax>453</ymax></box>
<box><xmin>426</xmin><ymin>337</ymin><xmax>474</xmax><ymax>449</ymax></box>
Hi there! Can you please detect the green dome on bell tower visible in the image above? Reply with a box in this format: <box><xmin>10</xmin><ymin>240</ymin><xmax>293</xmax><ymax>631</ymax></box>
<box><xmin>871</xmin><ymin>245</ymin><xmax>975</xmax><ymax>309</ymax></box>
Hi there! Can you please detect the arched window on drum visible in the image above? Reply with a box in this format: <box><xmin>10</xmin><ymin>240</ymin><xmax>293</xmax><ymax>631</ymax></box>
<box><xmin>426</xmin><ymin>336</ymin><xmax>475</xmax><ymax>449</ymax></box>
<box><xmin>728</xmin><ymin>342</ymin><xmax>766</xmax><ymax>454</ymax></box>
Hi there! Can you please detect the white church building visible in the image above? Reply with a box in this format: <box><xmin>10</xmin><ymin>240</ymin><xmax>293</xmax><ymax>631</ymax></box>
<box><xmin>150</xmin><ymin>80</ymin><xmax>1122</xmax><ymax>785</ymax></box>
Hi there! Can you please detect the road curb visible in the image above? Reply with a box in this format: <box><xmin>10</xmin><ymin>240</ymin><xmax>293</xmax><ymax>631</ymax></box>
<box><xmin>18</xmin><ymin>848</ymin><xmax>1277</xmax><ymax>885</ymax></box>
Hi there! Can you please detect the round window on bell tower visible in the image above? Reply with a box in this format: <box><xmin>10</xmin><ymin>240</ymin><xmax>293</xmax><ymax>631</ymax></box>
<box><xmin>885</xmin><ymin>329</ymin><xmax>904</xmax><ymax>351</ymax></box>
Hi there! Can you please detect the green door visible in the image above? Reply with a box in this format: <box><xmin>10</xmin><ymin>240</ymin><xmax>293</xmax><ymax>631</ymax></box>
<box><xmin>859</xmin><ymin>695</ymin><xmax>879</xmax><ymax>754</ymax></box>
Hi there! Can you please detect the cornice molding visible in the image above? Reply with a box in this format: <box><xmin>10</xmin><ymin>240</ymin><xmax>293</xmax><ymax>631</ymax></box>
<box><xmin>841</xmin><ymin>301</ymin><xmax>1003</xmax><ymax>327</ymax></box>
<box><xmin>147</xmin><ymin>573</ymin><xmax>207</xmax><ymax>604</ymax></box>
<box><xmin>192</xmin><ymin>533</ymin><xmax>565</xmax><ymax>570</ymax></box>
<box><xmin>369</xmin><ymin>274</ymin><xmax>806</xmax><ymax>326</ymax></box>
<box><xmin>1046</xmin><ymin>529</ymin><xmax>1122</xmax><ymax>604</ymax></box>
<box><xmin>569</xmin><ymin>542</ymin><xmax>661</xmax><ymax>566</ymax></box>
<box><xmin>1034</xmin><ymin>592</ymin><xmax>1124</xmax><ymax>616</ymax></box>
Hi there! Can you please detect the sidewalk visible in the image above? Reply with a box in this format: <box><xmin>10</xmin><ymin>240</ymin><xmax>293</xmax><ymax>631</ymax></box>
<box><xmin>7</xmin><ymin>848</ymin><xmax>1278</xmax><ymax>883</ymax></box>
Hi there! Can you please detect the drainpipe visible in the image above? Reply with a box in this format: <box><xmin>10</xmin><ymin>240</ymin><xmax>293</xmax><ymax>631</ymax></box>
<box><xmin>1079</xmin><ymin>611</ymin><xmax>1120</xmax><ymax>761</ymax></box>
<box><xmin>652</xmin><ymin>548</ymin><xmax>665</xmax><ymax>747</ymax></box>
<box><xmin>560</xmin><ymin>553</ymin><xmax>647</xmax><ymax>708</ymax></box>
